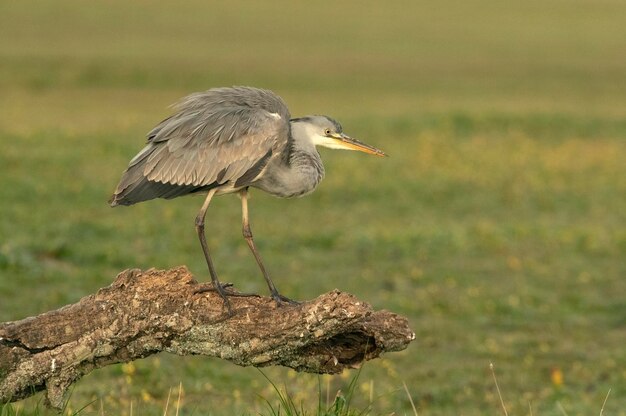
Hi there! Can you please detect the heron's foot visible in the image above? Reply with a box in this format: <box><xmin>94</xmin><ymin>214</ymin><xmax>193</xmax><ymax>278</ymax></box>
<box><xmin>270</xmin><ymin>291</ymin><xmax>301</xmax><ymax>306</ymax></box>
<box><xmin>194</xmin><ymin>281</ymin><xmax>233</xmax><ymax>292</ymax></box>
<box><xmin>194</xmin><ymin>283</ymin><xmax>260</xmax><ymax>298</ymax></box>
<box><xmin>195</xmin><ymin>282</ymin><xmax>262</xmax><ymax>317</ymax></box>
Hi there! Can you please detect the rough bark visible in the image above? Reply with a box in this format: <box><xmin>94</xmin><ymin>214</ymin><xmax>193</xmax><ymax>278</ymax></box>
<box><xmin>0</xmin><ymin>266</ymin><xmax>414</xmax><ymax>410</ymax></box>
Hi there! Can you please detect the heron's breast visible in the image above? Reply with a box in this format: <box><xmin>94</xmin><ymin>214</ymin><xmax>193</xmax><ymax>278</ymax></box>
<box><xmin>253</xmin><ymin>154</ymin><xmax>324</xmax><ymax>198</ymax></box>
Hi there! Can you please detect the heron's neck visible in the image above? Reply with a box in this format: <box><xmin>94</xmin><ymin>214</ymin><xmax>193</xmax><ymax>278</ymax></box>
<box><xmin>288</xmin><ymin>121</ymin><xmax>318</xmax><ymax>161</ymax></box>
<box><xmin>253</xmin><ymin>122</ymin><xmax>324</xmax><ymax>198</ymax></box>
<box><xmin>282</xmin><ymin>122</ymin><xmax>325</xmax><ymax>195</ymax></box>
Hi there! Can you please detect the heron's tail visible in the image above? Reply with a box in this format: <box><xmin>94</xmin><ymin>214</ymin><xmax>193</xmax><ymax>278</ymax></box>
<box><xmin>111</xmin><ymin>180</ymin><xmax>206</xmax><ymax>205</ymax></box>
<box><xmin>110</xmin><ymin>159</ymin><xmax>212</xmax><ymax>207</ymax></box>
<box><xmin>110</xmin><ymin>142</ymin><xmax>210</xmax><ymax>206</ymax></box>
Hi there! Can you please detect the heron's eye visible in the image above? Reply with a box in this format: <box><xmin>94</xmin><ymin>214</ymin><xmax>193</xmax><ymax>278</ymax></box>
<box><xmin>324</xmin><ymin>128</ymin><xmax>331</xmax><ymax>136</ymax></box>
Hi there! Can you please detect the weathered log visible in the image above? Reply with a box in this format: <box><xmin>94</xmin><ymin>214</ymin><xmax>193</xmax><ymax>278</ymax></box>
<box><xmin>0</xmin><ymin>266</ymin><xmax>414</xmax><ymax>410</ymax></box>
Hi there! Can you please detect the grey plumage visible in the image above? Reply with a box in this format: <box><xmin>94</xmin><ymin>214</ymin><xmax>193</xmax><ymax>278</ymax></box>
<box><xmin>110</xmin><ymin>86</ymin><xmax>386</xmax><ymax>312</ymax></box>
<box><xmin>110</xmin><ymin>87</ymin><xmax>292</xmax><ymax>205</ymax></box>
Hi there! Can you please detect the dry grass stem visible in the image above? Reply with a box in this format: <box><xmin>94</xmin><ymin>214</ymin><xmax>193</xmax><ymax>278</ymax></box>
<box><xmin>489</xmin><ymin>362</ymin><xmax>508</xmax><ymax>416</ymax></box>
<box><xmin>402</xmin><ymin>381</ymin><xmax>419</xmax><ymax>416</ymax></box>
<box><xmin>175</xmin><ymin>382</ymin><xmax>183</xmax><ymax>416</ymax></box>
<box><xmin>599</xmin><ymin>388</ymin><xmax>611</xmax><ymax>416</ymax></box>
<box><xmin>163</xmin><ymin>387</ymin><xmax>172</xmax><ymax>416</ymax></box>
<box><xmin>557</xmin><ymin>401</ymin><xmax>569</xmax><ymax>416</ymax></box>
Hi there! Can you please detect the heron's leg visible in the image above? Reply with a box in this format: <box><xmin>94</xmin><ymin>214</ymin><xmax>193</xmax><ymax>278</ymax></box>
<box><xmin>240</xmin><ymin>188</ymin><xmax>299</xmax><ymax>305</ymax></box>
<box><xmin>194</xmin><ymin>189</ymin><xmax>234</xmax><ymax>314</ymax></box>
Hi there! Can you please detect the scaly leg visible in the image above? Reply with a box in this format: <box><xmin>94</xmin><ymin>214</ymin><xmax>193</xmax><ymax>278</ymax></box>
<box><xmin>193</xmin><ymin>189</ymin><xmax>236</xmax><ymax>314</ymax></box>
<box><xmin>240</xmin><ymin>188</ymin><xmax>299</xmax><ymax>305</ymax></box>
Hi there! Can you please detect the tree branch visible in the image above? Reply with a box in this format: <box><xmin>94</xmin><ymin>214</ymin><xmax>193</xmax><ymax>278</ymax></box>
<box><xmin>0</xmin><ymin>266</ymin><xmax>414</xmax><ymax>410</ymax></box>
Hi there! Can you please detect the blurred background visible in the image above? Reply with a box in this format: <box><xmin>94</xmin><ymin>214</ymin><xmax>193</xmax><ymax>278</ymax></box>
<box><xmin>1</xmin><ymin>0</ymin><xmax>625</xmax><ymax>414</ymax></box>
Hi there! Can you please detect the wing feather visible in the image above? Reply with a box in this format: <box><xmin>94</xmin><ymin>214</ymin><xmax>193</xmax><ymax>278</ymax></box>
<box><xmin>110</xmin><ymin>87</ymin><xmax>291</xmax><ymax>206</ymax></box>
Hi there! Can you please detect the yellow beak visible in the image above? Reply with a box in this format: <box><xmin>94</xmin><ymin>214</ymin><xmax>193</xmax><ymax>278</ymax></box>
<box><xmin>330</xmin><ymin>133</ymin><xmax>387</xmax><ymax>157</ymax></box>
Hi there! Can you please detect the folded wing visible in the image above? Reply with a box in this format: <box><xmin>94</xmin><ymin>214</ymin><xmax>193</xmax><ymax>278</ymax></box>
<box><xmin>110</xmin><ymin>87</ymin><xmax>291</xmax><ymax>206</ymax></box>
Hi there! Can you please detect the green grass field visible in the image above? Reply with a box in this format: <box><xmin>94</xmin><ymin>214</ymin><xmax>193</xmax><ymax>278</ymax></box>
<box><xmin>1</xmin><ymin>0</ymin><xmax>625</xmax><ymax>414</ymax></box>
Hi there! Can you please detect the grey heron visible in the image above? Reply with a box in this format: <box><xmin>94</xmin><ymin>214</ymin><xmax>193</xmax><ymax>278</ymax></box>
<box><xmin>110</xmin><ymin>86</ymin><xmax>386</xmax><ymax>313</ymax></box>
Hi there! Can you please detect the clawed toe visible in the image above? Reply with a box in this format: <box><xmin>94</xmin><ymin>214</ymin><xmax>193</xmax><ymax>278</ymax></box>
<box><xmin>194</xmin><ymin>283</ymin><xmax>260</xmax><ymax>298</ymax></box>
<box><xmin>271</xmin><ymin>292</ymin><xmax>301</xmax><ymax>306</ymax></box>
<box><xmin>194</xmin><ymin>282</ymin><xmax>231</xmax><ymax>294</ymax></box>
<box><xmin>195</xmin><ymin>282</ymin><xmax>298</xmax><ymax>311</ymax></box>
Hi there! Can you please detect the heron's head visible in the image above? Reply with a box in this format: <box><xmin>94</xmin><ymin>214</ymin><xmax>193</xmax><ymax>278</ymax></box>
<box><xmin>291</xmin><ymin>115</ymin><xmax>386</xmax><ymax>157</ymax></box>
